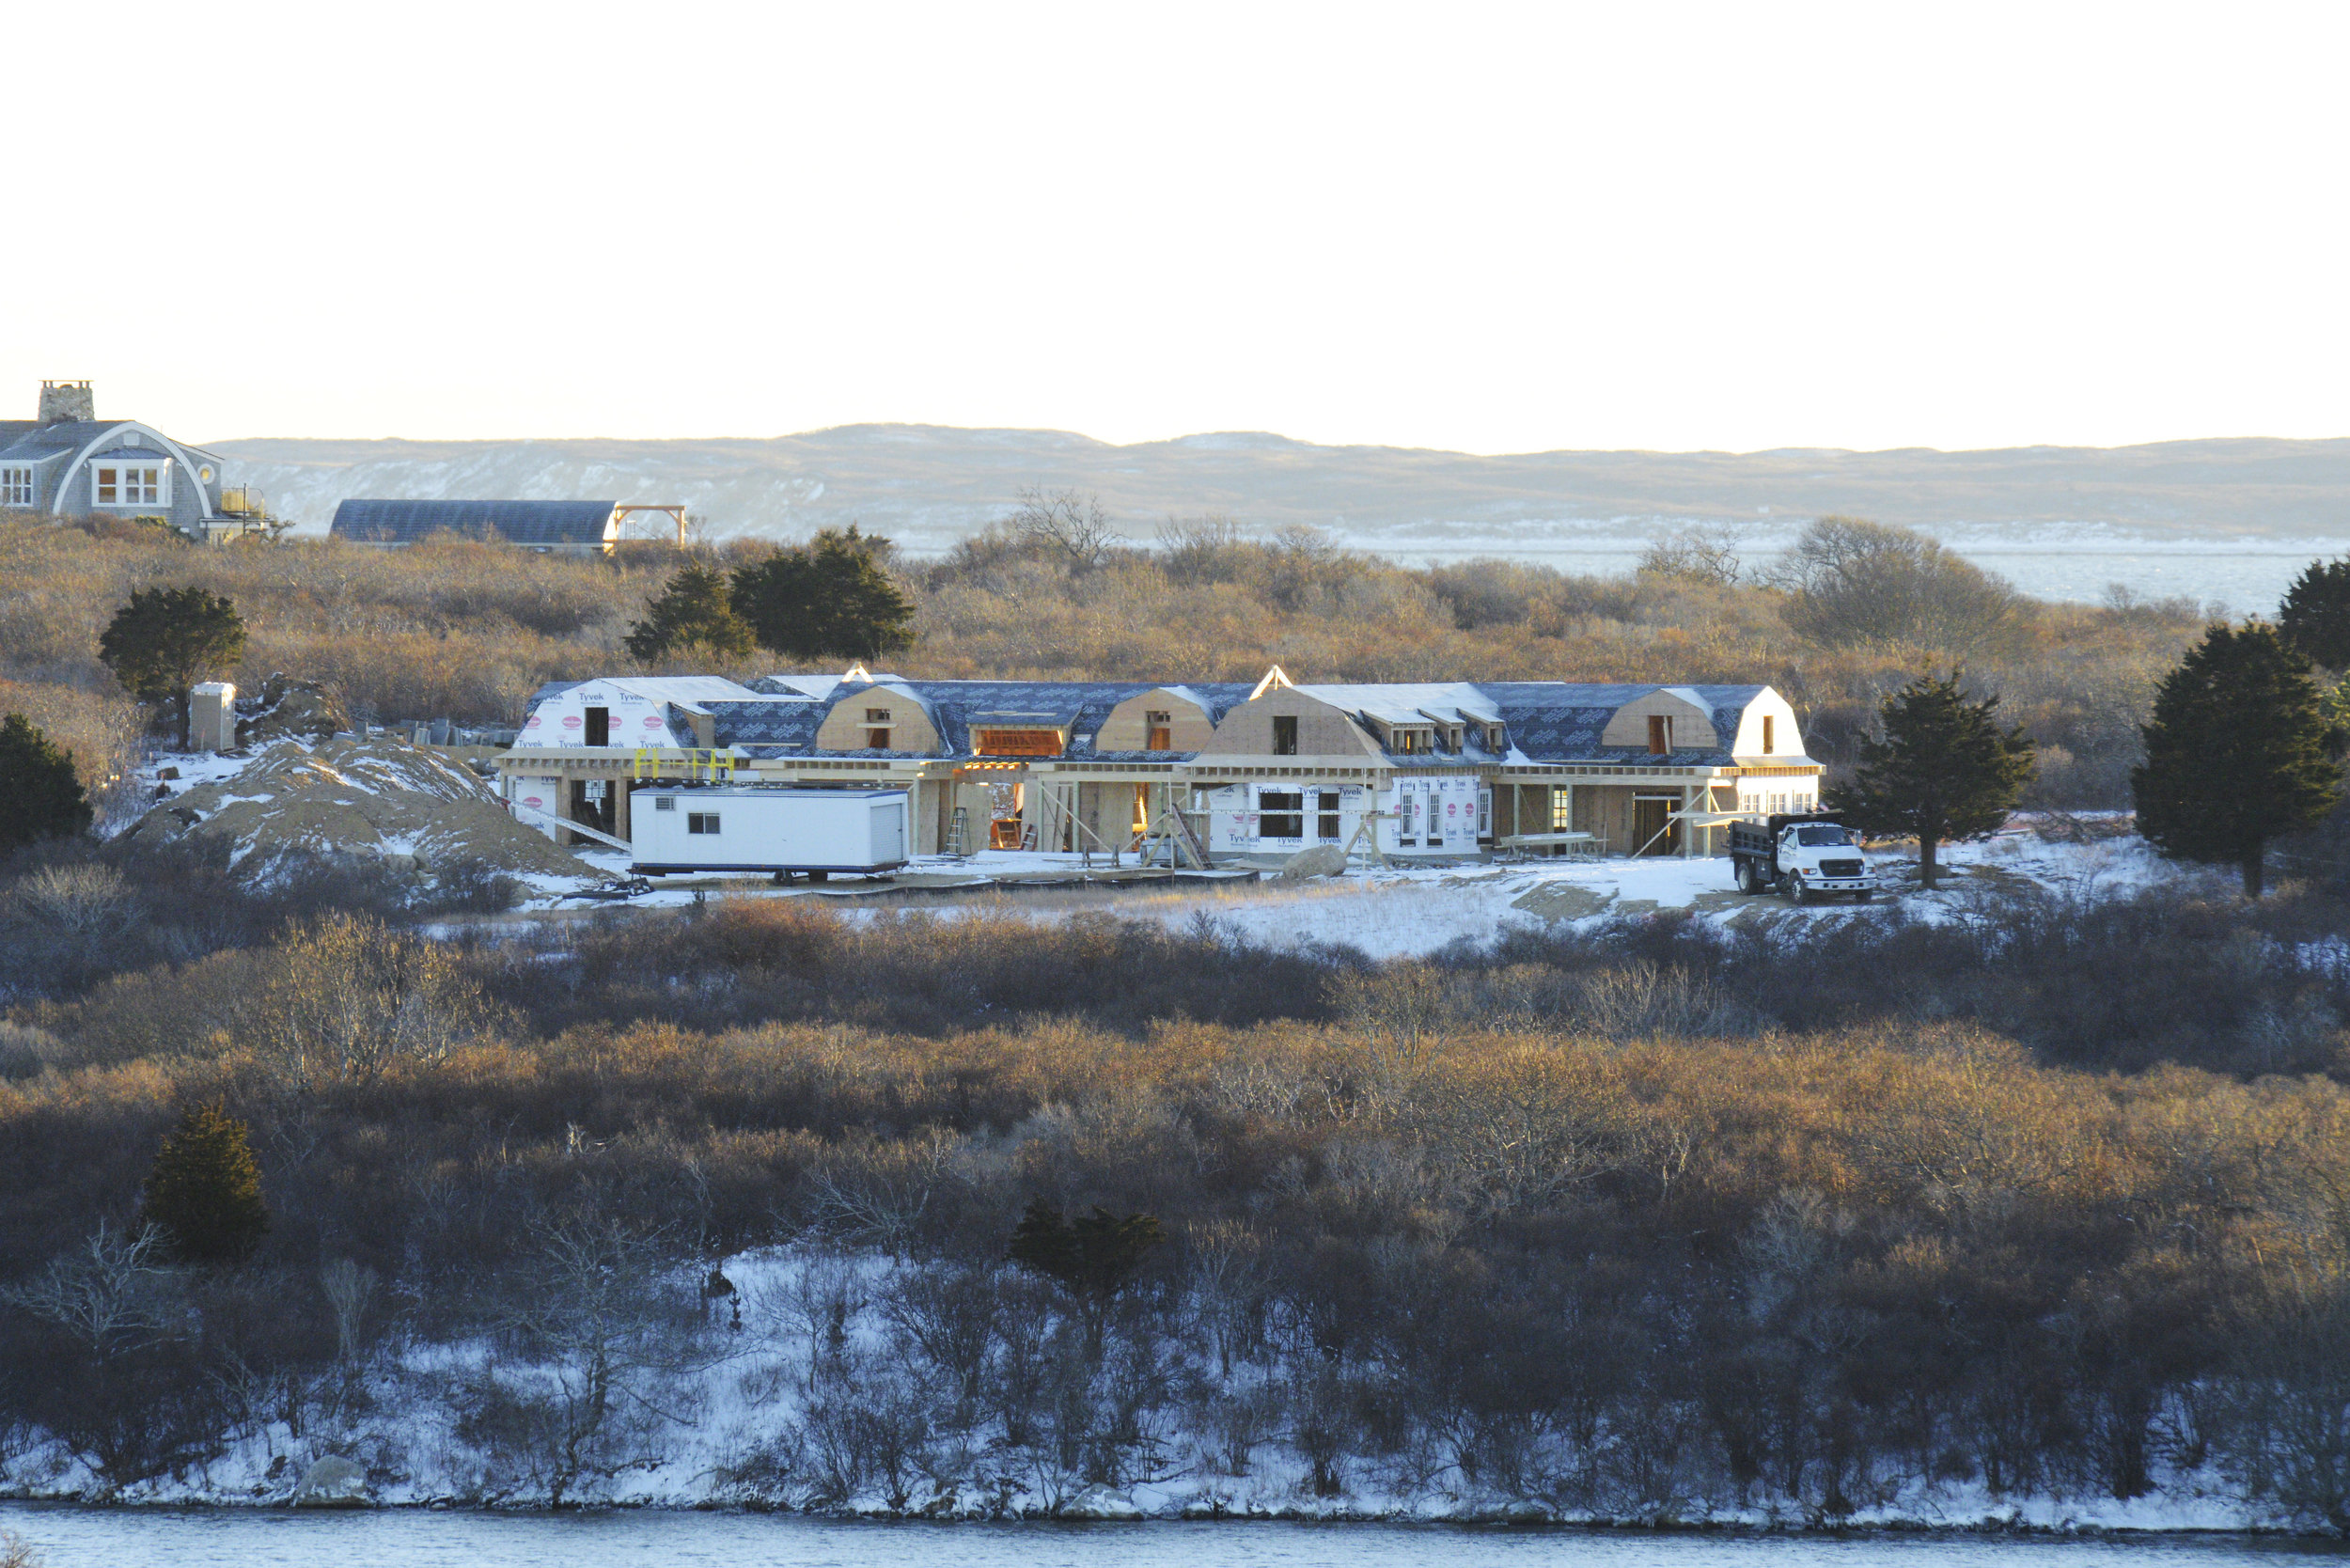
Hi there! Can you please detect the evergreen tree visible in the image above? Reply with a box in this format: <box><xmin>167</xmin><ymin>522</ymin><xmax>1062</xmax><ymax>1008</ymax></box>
<box><xmin>623</xmin><ymin>561</ymin><xmax>755</xmax><ymax>664</ymax></box>
<box><xmin>2134</xmin><ymin>620</ymin><xmax>2344</xmax><ymax>898</ymax></box>
<box><xmin>140</xmin><ymin>1102</ymin><xmax>269</xmax><ymax>1265</ymax></box>
<box><xmin>2280</xmin><ymin>557</ymin><xmax>2350</xmax><ymax>670</ymax></box>
<box><xmin>97</xmin><ymin>587</ymin><xmax>246</xmax><ymax>749</ymax></box>
<box><xmin>0</xmin><ymin>713</ymin><xmax>94</xmax><ymax>850</ymax></box>
<box><xmin>1006</xmin><ymin>1198</ymin><xmax>1166</xmax><ymax>1352</ymax></box>
<box><xmin>729</xmin><ymin>526</ymin><xmax>916</xmax><ymax>663</ymax></box>
<box><xmin>1827</xmin><ymin>672</ymin><xmax>2036</xmax><ymax>890</ymax></box>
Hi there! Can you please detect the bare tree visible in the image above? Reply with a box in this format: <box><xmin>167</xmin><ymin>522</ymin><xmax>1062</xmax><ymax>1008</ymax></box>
<box><xmin>319</xmin><ymin>1258</ymin><xmax>380</xmax><ymax>1364</ymax></box>
<box><xmin>458</xmin><ymin>1216</ymin><xmax>708</xmax><ymax>1506</ymax></box>
<box><xmin>1637</xmin><ymin>524</ymin><xmax>1743</xmax><ymax>587</ymax></box>
<box><xmin>5</xmin><ymin>1221</ymin><xmax>180</xmax><ymax>1358</ymax></box>
<box><xmin>1769</xmin><ymin>515</ymin><xmax>2023</xmax><ymax>657</ymax></box>
<box><xmin>1007</xmin><ymin>488</ymin><xmax>1121</xmax><ymax>572</ymax></box>
<box><xmin>240</xmin><ymin>915</ymin><xmax>505</xmax><ymax>1090</ymax></box>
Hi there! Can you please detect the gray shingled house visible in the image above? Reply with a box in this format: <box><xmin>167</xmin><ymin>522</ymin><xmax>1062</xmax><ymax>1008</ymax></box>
<box><xmin>0</xmin><ymin>381</ymin><xmax>262</xmax><ymax>542</ymax></box>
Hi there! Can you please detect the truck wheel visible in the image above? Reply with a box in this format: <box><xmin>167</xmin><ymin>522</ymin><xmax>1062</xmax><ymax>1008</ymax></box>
<box><xmin>1784</xmin><ymin>874</ymin><xmax>1808</xmax><ymax>905</ymax></box>
<box><xmin>1735</xmin><ymin>860</ymin><xmax>1757</xmax><ymax>893</ymax></box>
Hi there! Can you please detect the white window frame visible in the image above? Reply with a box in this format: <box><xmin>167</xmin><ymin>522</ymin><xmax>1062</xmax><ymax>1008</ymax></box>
<box><xmin>0</xmin><ymin>466</ymin><xmax>32</xmax><ymax>507</ymax></box>
<box><xmin>92</xmin><ymin>460</ymin><xmax>169</xmax><ymax>509</ymax></box>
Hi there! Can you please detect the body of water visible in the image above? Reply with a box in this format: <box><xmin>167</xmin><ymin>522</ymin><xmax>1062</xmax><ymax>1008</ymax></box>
<box><xmin>1402</xmin><ymin>546</ymin><xmax>2332</xmax><ymax>617</ymax></box>
<box><xmin>1</xmin><ymin>1510</ymin><xmax>2341</xmax><ymax>1568</ymax></box>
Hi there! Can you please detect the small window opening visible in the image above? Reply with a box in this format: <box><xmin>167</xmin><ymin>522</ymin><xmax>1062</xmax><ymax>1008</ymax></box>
<box><xmin>866</xmin><ymin>728</ymin><xmax>891</xmax><ymax>750</ymax></box>
<box><xmin>866</xmin><ymin>708</ymin><xmax>891</xmax><ymax>723</ymax></box>
<box><xmin>1318</xmin><ymin>790</ymin><xmax>1341</xmax><ymax>840</ymax></box>
<box><xmin>687</xmin><ymin>812</ymin><xmax>721</xmax><ymax>835</ymax></box>
<box><xmin>1647</xmin><ymin>714</ymin><xmax>1670</xmax><ymax>755</ymax></box>
<box><xmin>1762</xmin><ymin>714</ymin><xmax>1775</xmax><ymax>753</ymax></box>
<box><xmin>584</xmin><ymin>706</ymin><xmax>611</xmax><ymax>746</ymax></box>
<box><xmin>1272</xmin><ymin>714</ymin><xmax>1298</xmax><ymax>756</ymax></box>
<box><xmin>1146</xmin><ymin>710</ymin><xmax>1172</xmax><ymax>750</ymax></box>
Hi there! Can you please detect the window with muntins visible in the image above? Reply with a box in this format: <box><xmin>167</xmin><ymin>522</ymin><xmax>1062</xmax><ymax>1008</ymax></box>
<box><xmin>94</xmin><ymin>465</ymin><xmax>164</xmax><ymax>507</ymax></box>
<box><xmin>1551</xmin><ymin>788</ymin><xmax>1574</xmax><ymax>831</ymax></box>
<box><xmin>1318</xmin><ymin>790</ymin><xmax>1341</xmax><ymax>839</ymax></box>
<box><xmin>687</xmin><ymin>812</ymin><xmax>722</xmax><ymax>835</ymax></box>
<box><xmin>0</xmin><ymin>467</ymin><xmax>30</xmax><ymax>506</ymax></box>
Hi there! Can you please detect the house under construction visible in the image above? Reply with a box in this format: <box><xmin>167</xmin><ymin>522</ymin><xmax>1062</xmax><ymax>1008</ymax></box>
<box><xmin>495</xmin><ymin>666</ymin><xmax>1825</xmax><ymax>864</ymax></box>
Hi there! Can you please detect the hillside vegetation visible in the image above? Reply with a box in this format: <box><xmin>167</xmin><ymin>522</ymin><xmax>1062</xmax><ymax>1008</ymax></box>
<box><xmin>2</xmin><ymin>888</ymin><xmax>2349</xmax><ymax>1518</ymax></box>
<box><xmin>0</xmin><ymin>511</ymin><xmax>2205</xmax><ymax>817</ymax></box>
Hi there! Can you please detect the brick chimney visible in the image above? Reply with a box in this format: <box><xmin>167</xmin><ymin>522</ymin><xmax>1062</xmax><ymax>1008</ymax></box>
<box><xmin>39</xmin><ymin>380</ymin><xmax>94</xmax><ymax>424</ymax></box>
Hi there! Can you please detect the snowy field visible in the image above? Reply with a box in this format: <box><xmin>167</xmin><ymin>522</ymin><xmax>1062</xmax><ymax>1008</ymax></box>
<box><xmin>536</xmin><ymin>823</ymin><xmax>2217</xmax><ymax>961</ymax></box>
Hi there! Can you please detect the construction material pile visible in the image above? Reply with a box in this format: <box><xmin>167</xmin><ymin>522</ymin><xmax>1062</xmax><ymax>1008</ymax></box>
<box><xmin>119</xmin><ymin>736</ymin><xmax>602</xmax><ymax>893</ymax></box>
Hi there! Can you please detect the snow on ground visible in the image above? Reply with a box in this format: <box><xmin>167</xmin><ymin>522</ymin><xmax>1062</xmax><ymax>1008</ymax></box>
<box><xmin>506</xmin><ymin>823</ymin><xmax>2224</xmax><ymax>962</ymax></box>
<box><xmin>0</xmin><ymin>1243</ymin><xmax>2280</xmax><ymax>1526</ymax></box>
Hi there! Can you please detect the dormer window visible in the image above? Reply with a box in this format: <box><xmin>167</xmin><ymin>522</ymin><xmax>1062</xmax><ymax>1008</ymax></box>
<box><xmin>94</xmin><ymin>463</ymin><xmax>165</xmax><ymax>507</ymax></box>
<box><xmin>1393</xmin><ymin>727</ymin><xmax>1433</xmax><ymax>755</ymax></box>
<box><xmin>1485</xmin><ymin>724</ymin><xmax>1507</xmax><ymax>752</ymax></box>
<box><xmin>1272</xmin><ymin>715</ymin><xmax>1298</xmax><ymax>756</ymax></box>
<box><xmin>1448</xmin><ymin>726</ymin><xmax>1465</xmax><ymax>751</ymax></box>
<box><xmin>975</xmin><ymin>729</ymin><xmax>1064</xmax><ymax>757</ymax></box>
<box><xmin>1146</xmin><ymin>710</ymin><xmax>1172</xmax><ymax>750</ymax></box>
<box><xmin>0</xmin><ymin>467</ymin><xmax>31</xmax><ymax>507</ymax></box>
<box><xmin>1648</xmin><ymin>715</ymin><xmax>1671</xmax><ymax>755</ymax></box>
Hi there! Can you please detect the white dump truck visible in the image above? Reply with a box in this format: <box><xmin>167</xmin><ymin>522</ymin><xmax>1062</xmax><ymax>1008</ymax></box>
<box><xmin>1729</xmin><ymin>811</ymin><xmax>1880</xmax><ymax>903</ymax></box>
<box><xmin>629</xmin><ymin>787</ymin><xmax>909</xmax><ymax>878</ymax></box>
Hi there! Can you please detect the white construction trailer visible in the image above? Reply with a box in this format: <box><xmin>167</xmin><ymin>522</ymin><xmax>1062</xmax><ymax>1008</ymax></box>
<box><xmin>628</xmin><ymin>787</ymin><xmax>910</xmax><ymax>876</ymax></box>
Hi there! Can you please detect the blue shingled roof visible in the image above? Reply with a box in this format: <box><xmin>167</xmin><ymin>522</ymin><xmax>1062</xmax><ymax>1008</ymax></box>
<box><xmin>331</xmin><ymin>498</ymin><xmax>617</xmax><ymax>546</ymax></box>
<box><xmin>702</xmin><ymin>699</ymin><xmax>825</xmax><ymax>751</ymax></box>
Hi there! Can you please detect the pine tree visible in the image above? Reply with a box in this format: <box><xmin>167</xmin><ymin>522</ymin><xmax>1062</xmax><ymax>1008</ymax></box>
<box><xmin>2280</xmin><ymin>557</ymin><xmax>2350</xmax><ymax>670</ymax></box>
<box><xmin>623</xmin><ymin>561</ymin><xmax>755</xmax><ymax>664</ymax></box>
<box><xmin>2134</xmin><ymin>620</ymin><xmax>2344</xmax><ymax>898</ymax></box>
<box><xmin>97</xmin><ymin>587</ymin><xmax>246</xmax><ymax>750</ymax></box>
<box><xmin>0</xmin><ymin>713</ymin><xmax>94</xmax><ymax>850</ymax></box>
<box><xmin>140</xmin><ymin>1103</ymin><xmax>269</xmax><ymax>1265</ymax></box>
<box><xmin>1827</xmin><ymin>672</ymin><xmax>2036</xmax><ymax>890</ymax></box>
<box><xmin>1006</xmin><ymin>1198</ymin><xmax>1166</xmax><ymax>1353</ymax></box>
<box><xmin>729</xmin><ymin>527</ymin><xmax>915</xmax><ymax>663</ymax></box>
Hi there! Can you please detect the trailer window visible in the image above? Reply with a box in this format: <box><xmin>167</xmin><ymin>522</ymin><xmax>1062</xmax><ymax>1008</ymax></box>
<box><xmin>687</xmin><ymin>812</ymin><xmax>721</xmax><ymax>835</ymax></box>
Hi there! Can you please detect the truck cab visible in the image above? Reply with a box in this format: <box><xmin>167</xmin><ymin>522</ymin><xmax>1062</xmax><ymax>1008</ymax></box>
<box><xmin>1729</xmin><ymin>811</ymin><xmax>1879</xmax><ymax>903</ymax></box>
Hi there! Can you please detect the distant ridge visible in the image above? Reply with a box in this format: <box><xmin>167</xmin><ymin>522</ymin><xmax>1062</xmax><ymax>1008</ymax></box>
<box><xmin>208</xmin><ymin>425</ymin><xmax>2350</xmax><ymax>559</ymax></box>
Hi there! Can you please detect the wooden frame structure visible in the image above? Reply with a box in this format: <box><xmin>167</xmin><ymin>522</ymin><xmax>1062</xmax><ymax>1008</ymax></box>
<box><xmin>613</xmin><ymin>504</ymin><xmax>689</xmax><ymax>545</ymax></box>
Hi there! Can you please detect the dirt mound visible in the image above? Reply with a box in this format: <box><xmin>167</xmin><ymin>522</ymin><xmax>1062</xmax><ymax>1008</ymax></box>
<box><xmin>238</xmin><ymin>672</ymin><xmax>351</xmax><ymax>745</ymax></box>
<box><xmin>119</xmin><ymin>736</ymin><xmax>603</xmax><ymax>890</ymax></box>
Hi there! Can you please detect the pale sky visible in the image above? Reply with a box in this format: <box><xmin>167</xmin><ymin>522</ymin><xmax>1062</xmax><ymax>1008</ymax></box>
<box><xmin>9</xmin><ymin>3</ymin><xmax>2349</xmax><ymax>454</ymax></box>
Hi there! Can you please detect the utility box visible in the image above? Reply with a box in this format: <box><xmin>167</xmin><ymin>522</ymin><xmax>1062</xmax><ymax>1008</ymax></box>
<box><xmin>629</xmin><ymin>787</ymin><xmax>909</xmax><ymax>876</ymax></box>
<box><xmin>190</xmin><ymin>682</ymin><xmax>237</xmax><ymax>752</ymax></box>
